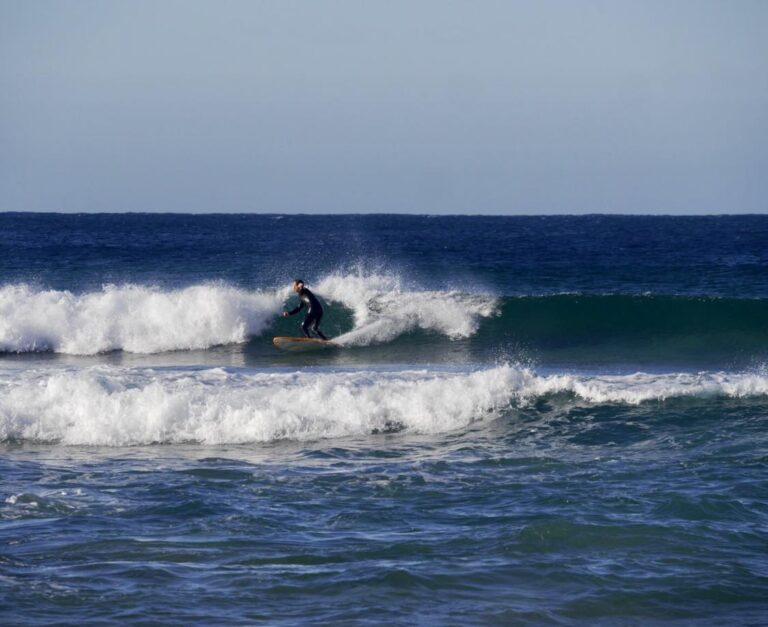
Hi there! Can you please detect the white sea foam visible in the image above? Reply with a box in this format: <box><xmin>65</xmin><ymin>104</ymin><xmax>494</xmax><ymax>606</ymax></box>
<box><xmin>1</xmin><ymin>365</ymin><xmax>767</xmax><ymax>446</ymax></box>
<box><xmin>0</xmin><ymin>366</ymin><xmax>513</xmax><ymax>445</ymax></box>
<box><xmin>0</xmin><ymin>273</ymin><xmax>496</xmax><ymax>354</ymax></box>
<box><xmin>0</xmin><ymin>283</ymin><xmax>284</xmax><ymax>355</ymax></box>
<box><xmin>315</xmin><ymin>272</ymin><xmax>498</xmax><ymax>346</ymax></box>
<box><xmin>518</xmin><ymin>369</ymin><xmax>768</xmax><ymax>405</ymax></box>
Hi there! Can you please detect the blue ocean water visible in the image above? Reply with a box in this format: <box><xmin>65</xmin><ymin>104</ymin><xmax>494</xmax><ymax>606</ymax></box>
<box><xmin>1</xmin><ymin>214</ymin><xmax>767</xmax><ymax>625</ymax></box>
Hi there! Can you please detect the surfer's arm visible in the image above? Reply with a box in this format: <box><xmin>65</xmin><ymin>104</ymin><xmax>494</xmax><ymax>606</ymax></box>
<box><xmin>285</xmin><ymin>300</ymin><xmax>305</xmax><ymax>316</ymax></box>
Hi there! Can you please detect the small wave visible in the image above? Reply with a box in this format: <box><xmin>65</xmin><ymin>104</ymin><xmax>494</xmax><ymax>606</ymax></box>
<box><xmin>1</xmin><ymin>365</ymin><xmax>767</xmax><ymax>446</ymax></box>
<box><xmin>0</xmin><ymin>283</ymin><xmax>283</xmax><ymax>355</ymax></box>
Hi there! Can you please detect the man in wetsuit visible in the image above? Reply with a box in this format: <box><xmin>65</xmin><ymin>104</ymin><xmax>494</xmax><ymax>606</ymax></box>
<box><xmin>282</xmin><ymin>279</ymin><xmax>329</xmax><ymax>340</ymax></box>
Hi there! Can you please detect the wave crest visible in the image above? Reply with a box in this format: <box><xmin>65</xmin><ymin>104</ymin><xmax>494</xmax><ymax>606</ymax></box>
<box><xmin>0</xmin><ymin>283</ymin><xmax>282</xmax><ymax>355</ymax></box>
<box><xmin>1</xmin><ymin>365</ymin><xmax>767</xmax><ymax>446</ymax></box>
<box><xmin>0</xmin><ymin>274</ymin><xmax>497</xmax><ymax>354</ymax></box>
<box><xmin>0</xmin><ymin>366</ymin><xmax>512</xmax><ymax>445</ymax></box>
<box><xmin>316</xmin><ymin>273</ymin><xmax>498</xmax><ymax>346</ymax></box>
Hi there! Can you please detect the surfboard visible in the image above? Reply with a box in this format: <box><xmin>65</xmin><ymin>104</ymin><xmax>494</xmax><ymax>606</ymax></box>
<box><xmin>272</xmin><ymin>336</ymin><xmax>338</xmax><ymax>352</ymax></box>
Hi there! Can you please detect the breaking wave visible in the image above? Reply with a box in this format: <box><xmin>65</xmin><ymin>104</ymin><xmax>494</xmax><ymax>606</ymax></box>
<box><xmin>1</xmin><ymin>364</ymin><xmax>767</xmax><ymax>446</ymax></box>
<box><xmin>0</xmin><ymin>283</ymin><xmax>284</xmax><ymax>354</ymax></box>
<box><xmin>0</xmin><ymin>274</ymin><xmax>498</xmax><ymax>355</ymax></box>
<box><xmin>3</xmin><ymin>277</ymin><xmax>767</xmax><ymax>363</ymax></box>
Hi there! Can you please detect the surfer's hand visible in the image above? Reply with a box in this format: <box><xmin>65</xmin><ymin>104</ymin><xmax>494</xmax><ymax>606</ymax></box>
<box><xmin>282</xmin><ymin>311</ymin><xmax>289</xmax><ymax>317</ymax></box>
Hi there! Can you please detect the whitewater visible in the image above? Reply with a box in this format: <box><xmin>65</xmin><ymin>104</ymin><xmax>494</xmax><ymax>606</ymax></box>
<box><xmin>2</xmin><ymin>363</ymin><xmax>768</xmax><ymax>446</ymax></box>
<box><xmin>0</xmin><ymin>273</ymin><xmax>498</xmax><ymax>354</ymax></box>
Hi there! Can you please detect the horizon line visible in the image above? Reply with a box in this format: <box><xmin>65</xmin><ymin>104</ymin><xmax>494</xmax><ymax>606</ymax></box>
<box><xmin>2</xmin><ymin>210</ymin><xmax>766</xmax><ymax>218</ymax></box>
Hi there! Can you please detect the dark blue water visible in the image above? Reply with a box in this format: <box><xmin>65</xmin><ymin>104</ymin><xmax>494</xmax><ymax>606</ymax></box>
<box><xmin>2</xmin><ymin>214</ymin><xmax>768</xmax><ymax>624</ymax></box>
<box><xmin>3</xmin><ymin>213</ymin><xmax>768</xmax><ymax>296</ymax></box>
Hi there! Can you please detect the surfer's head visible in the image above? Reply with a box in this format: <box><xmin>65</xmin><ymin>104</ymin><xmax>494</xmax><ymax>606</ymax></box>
<box><xmin>292</xmin><ymin>279</ymin><xmax>304</xmax><ymax>293</ymax></box>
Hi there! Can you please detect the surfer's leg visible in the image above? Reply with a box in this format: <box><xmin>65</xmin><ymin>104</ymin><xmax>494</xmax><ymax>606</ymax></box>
<box><xmin>304</xmin><ymin>312</ymin><xmax>328</xmax><ymax>340</ymax></box>
<box><xmin>312</xmin><ymin>316</ymin><xmax>328</xmax><ymax>341</ymax></box>
<box><xmin>300</xmin><ymin>315</ymin><xmax>312</xmax><ymax>338</ymax></box>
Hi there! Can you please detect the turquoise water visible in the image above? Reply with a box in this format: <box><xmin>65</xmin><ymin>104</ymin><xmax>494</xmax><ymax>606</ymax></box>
<box><xmin>2</xmin><ymin>214</ymin><xmax>768</xmax><ymax>624</ymax></box>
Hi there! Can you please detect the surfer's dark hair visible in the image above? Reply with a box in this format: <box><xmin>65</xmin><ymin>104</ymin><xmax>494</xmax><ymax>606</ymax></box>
<box><xmin>293</xmin><ymin>278</ymin><xmax>304</xmax><ymax>285</ymax></box>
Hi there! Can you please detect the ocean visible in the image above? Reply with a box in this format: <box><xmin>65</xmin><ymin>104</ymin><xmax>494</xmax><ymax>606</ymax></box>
<box><xmin>1</xmin><ymin>213</ymin><xmax>767</xmax><ymax>625</ymax></box>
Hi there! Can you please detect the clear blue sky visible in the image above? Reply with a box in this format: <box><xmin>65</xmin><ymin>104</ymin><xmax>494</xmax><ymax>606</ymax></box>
<box><xmin>1</xmin><ymin>0</ymin><xmax>766</xmax><ymax>214</ymax></box>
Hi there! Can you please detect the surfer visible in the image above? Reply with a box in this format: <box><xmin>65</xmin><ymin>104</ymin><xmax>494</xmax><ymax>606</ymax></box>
<box><xmin>283</xmin><ymin>279</ymin><xmax>329</xmax><ymax>340</ymax></box>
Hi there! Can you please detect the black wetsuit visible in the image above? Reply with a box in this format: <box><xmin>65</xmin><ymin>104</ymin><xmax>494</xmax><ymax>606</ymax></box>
<box><xmin>287</xmin><ymin>287</ymin><xmax>328</xmax><ymax>340</ymax></box>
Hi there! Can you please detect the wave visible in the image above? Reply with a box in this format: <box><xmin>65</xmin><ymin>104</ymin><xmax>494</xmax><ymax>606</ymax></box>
<box><xmin>0</xmin><ymin>283</ymin><xmax>284</xmax><ymax>354</ymax></box>
<box><xmin>0</xmin><ymin>275</ymin><xmax>498</xmax><ymax>354</ymax></box>
<box><xmin>2</xmin><ymin>280</ymin><xmax>767</xmax><ymax>361</ymax></box>
<box><xmin>1</xmin><ymin>364</ymin><xmax>767</xmax><ymax>446</ymax></box>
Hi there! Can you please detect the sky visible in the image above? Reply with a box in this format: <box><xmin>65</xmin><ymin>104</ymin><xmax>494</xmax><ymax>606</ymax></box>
<box><xmin>1</xmin><ymin>0</ymin><xmax>766</xmax><ymax>214</ymax></box>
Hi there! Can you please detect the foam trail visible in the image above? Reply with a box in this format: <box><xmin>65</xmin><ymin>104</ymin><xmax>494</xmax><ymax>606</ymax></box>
<box><xmin>1</xmin><ymin>365</ymin><xmax>768</xmax><ymax>446</ymax></box>
<box><xmin>315</xmin><ymin>273</ymin><xmax>498</xmax><ymax>346</ymax></box>
<box><xmin>0</xmin><ymin>284</ymin><xmax>283</xmax><ymax>355</ymax></box>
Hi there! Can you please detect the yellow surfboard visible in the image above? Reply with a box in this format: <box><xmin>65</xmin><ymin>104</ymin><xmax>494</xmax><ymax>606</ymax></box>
<box><xmin>272</xmin><ymin>337</ymin><xmax>338</xmax><ymax>352</ymax></box>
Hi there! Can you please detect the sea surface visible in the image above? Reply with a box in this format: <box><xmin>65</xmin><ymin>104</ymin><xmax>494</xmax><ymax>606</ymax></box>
<box><xmin>1</xmin><ymin>213</ymin><xmax>767</xmax><ymax>625</ymax></box>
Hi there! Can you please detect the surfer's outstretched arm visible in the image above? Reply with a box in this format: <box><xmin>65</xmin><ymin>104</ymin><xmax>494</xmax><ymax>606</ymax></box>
<box><xmin>284</xmin><ymin>301</ymin><xmax>305</xmax><ymax>317</ymax></box>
